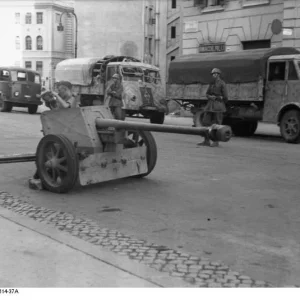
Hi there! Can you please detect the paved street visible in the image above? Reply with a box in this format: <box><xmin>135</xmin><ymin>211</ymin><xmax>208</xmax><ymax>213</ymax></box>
<box><xmin>0</xmin><ymin>107</ymin><xmax>299</xmax><ymax>287</ymax></box>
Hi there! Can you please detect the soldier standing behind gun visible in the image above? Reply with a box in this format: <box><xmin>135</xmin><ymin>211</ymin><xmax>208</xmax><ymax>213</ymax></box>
<box><xmin>197</xmin><ymin>68</ymin><xmax>228</xmax><ymax>147</ymax></box>
<box><xmin>105</xmin><ymin>73</ymin><xmax>125</xmax><ymax>120</ymax></box>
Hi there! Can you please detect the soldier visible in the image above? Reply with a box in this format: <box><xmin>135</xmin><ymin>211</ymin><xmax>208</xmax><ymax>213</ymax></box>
<box><xmin>197</xmin><ymin>68</ymin><xmax>228</xmax><ymax>147</ymax></box>
<box><xmin>105</xmin><ymin>73</ymin><xmax>125</xmax><ymax>120</ymax></box>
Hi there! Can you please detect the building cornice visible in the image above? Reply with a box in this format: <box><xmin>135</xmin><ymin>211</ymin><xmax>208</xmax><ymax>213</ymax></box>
<box><xmin>34</xmin><ymin>2</ymin><xmax>74</xmax><ymax>13</ymax></box>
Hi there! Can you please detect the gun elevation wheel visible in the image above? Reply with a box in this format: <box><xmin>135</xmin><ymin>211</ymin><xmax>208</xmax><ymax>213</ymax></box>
<box><xmin>124</xmin><ymin>130</ymin><xmax>157</xmax><ymax>177</ymax></box>
<box><xmin>36</xmin><ymin>134</ymin><xmax>79</xmax><ymax>193</ymax></box>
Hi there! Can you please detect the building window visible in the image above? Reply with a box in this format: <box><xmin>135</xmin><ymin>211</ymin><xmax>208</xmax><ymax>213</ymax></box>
<box><xmin>25</xmin><ymin>13</ymin><xmax>32</xmax><ymax>24</ymax></box>
<box><xmin>15</xmin><ymin>13</ymin><xmax>20</xmax><ymax>24</ymax></box>
<box><xmin>55</xmin><ymin>13</ymin><xmax>61</xmax><ymax>23</ymax></box>
<box><xmin>36</xmin><ymin>36</ymin><xmax>43</xmax><ymax>50</ymax></box>
<box><xmin>172</xmin><ymin>0</ymin><xmax>177</xmax><ymax>9</ymax></box>
<box><xmin>15</xmin><ymin>36</ymin><xmax>20</xmax><ymax>50</ymax></box>
<box><xmin>171</xmin><ymin>56</ymin><xmax>176</xmax><ymax>61</ymax></box>
<box><xmin>36</xmin><ymin>61</ymin><xmax>43</xmax><ymax>74</ymax></box>
<box><xmin>194</xmin><ymin>0</ymin><xmax>223</xmax><ymax>6</ymax></box>
<box><xmin>171</xmin><ymin>26</ymin><xmax>176</xmax><ymax>39</ymax></box>
<box><xmin>36</xmin><ymin>12</ymin><xmax>43</xmax><ymax>24</ymax></box>
<box><xmin>25</xmin><ymin>61</ymin><xmax>32</xmax><ymax>69</ymax></box>
<box><xmin>25</xmin><ymin>36</ymin><xmax>32</xmax><ymax>50</ymax></box>
<box><xmin>242</xmin><ymin>40</ymin><xmax>270</xmax><ymax>50</ymax></box>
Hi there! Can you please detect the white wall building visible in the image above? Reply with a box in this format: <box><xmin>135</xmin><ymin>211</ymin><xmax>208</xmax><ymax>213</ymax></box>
<box><xmin>0</xmin><ymin>0</ymin><xmax>75</xmax><ymax>89</ymax></box>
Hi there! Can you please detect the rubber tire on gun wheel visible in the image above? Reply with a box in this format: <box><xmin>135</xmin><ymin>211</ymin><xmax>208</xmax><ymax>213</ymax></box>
<box><xmin>150</xmin><ymin>112</ymin><xmax>165</xmax><ymax>124</ymax></box>
<box><xmin>36</xmin><ymin>134</ymin><xmax>79</xmax><ymax>193</ymax></box>
<box><xmin>28</xmin><ymin>104</ymin><xmax>38</xmax><ymax>114</ymax></box>
<box><xmin>280</xmin><ymin>109</ymin><xmax>300</xmax><ymax>143</ymax></box>
<box><xmin>129</xmin><ymin>131</ymin><xmax>157</xmax><ymax>178</ymax></box>
<box><xmin>1</xmin><ymin>101</ymin><xmax>13</xmax><ymax>112</ymax></box>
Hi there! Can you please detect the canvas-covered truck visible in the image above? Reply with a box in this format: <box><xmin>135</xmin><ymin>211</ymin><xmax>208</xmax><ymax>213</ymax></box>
<box><xmin>55</xmin><ymin>55</ymin><xmax>168</xmax><ymax>124</ymax></box>
<box><xmin>167</xmin><ymin>47</ymin><xmax>300</xmax><ymax>143</ymax></box>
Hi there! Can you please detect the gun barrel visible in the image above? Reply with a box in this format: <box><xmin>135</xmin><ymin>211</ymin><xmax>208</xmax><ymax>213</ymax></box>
<box><xmin>95</xmin><ymin>119</ymin><xmax>231</xmax><ymax>142</ymax></box>
<box><xmin>0</xmin><ymin>153</ymin><xmax>36</xmax><ymax>164</ymax></box>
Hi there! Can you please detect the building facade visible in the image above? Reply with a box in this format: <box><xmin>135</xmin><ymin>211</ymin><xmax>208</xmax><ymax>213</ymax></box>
<box><xmin>74</xmin><ymin>0</ymin><xmax>183</xmax><ymax>88</ymax></box>
<box><xmin>181</xmin><ymin>0</ymin><xmax>300</xmax><ymax>55</ymax></box>
<box><xmin>0</xmin><ymin>0</ymin><xmax>75</xmax><ymax>89</ymax></box>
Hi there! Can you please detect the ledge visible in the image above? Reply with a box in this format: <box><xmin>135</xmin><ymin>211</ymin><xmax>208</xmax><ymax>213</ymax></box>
<box><xmin>201</xmin><ymin>5</ymin><xmax>225</xmax><ymax>14</ymax></box>
<box><xmin>242</xmin><ymin>0</ymin><xmax>270</xmax><ymax>8</ymax></box>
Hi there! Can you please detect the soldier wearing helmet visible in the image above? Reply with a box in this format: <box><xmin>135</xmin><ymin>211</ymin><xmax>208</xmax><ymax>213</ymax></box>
<box><xmin>197</xmin><ymin>68</ymin><xmax>228</xmax><ymax>147</ymax></box>
<box><xmin>105</xmin><ymin>73</ymin><xmax>125</xmax><ymax>120</ymax></box>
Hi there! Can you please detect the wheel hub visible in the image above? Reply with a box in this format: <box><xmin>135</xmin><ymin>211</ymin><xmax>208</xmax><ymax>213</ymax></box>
<box><xmin>45</xmin><ymin>158</ymin><xmax>59</xmax><ymax>169</ymax></box>
<box><xmin>285</xmin><ymin>118</ymin><xmax>299</xmax><ymax>136</ymax></box>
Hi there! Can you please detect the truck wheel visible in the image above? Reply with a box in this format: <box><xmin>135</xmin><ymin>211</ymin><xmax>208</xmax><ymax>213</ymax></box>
<box><xmin>150</xmin><ymin>112</ymin><xmax>165</xmax><ymax>124</ymax></box>
<box><xmin>36</xmin><ymin>134</ymin><xmax>79</xmax><ymax>193</ymax></box>
<box><xmin>1</xmin><ymin>101</ymin><xmax>13</xmax><ymax>112</ymax></box>
<box><xmin>28</xmin><ymin>104</ymin><xmax>38</xmax><ymax>114</ymax></box>
<box><xmin>231</xmin><ymin>121</ymin><xmax>258</xmax><ymax>137</ymax></box>
<box><xmin>280</xmin><ymin>110</ymin><xmax>300</xmax><ymax>143</ymax></box>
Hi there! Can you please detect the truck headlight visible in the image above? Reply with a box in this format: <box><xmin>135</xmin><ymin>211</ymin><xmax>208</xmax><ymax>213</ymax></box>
<box><xmin>14</xmin><ymin>91</ymin><xmax>19</xmax><ymax>97</ymax></box>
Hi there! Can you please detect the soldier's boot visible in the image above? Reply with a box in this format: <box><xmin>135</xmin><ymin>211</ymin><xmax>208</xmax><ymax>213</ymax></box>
<box><xmin>210</xmin><ymin>141</ymin><xmax>219</xmax><ymax>147</ymax></box>
<box><xmin>197</xmin><ymin>139</ymin><xmax>211</xmax><ymax>147</ymax></box>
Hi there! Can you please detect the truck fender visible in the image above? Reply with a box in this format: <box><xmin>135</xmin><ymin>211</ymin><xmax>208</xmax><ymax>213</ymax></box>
<box><xmin>277</xmin><ymin>103</ymin><xmax>300</xmax><ymax>124</ymax></box>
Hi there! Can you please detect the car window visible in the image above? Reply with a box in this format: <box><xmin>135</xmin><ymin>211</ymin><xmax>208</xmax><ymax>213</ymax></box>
<box><xmin>35</xmin><ymin>74</ymin><xmax>41</xmax><ymax>84</ymax></box>
<box><xmin>17</xmin><ymin>71</ymin><xmax>27</xmax><ymax>82</ymax></box>
<box><xmin>106</xmin><ymin>66</ymin><xmax>118</xmax><ymax>81</ymax></box>
<box><xmin>288</xmin><ymin>61</ymin><xmax>298</xmax><ymax>80</ymax></box>
<box><xmin>0</xmin><ymin>70</ymin><xmax>10</xmax><ymax>81</ymax></box>
<box><xmin>268</xmin><ymin>62</ymin><xmax>286</xmax><ymax>81</ymax></box>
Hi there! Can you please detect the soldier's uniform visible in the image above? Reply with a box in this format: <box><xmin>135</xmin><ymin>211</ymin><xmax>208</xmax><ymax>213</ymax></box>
<box><xmin>197</xmin><ymin>68</ymin><xmax>228</xmax><ymax>147</ymax></box>
<box><xmin>106</xmin><ymin>74</ymin><xmax>125</xmax><ymax>120</ymax></box>
<box><xmin>203</xmin><ymin>71</ymin><xmax>228</xmax><ymax>126</ymax></box>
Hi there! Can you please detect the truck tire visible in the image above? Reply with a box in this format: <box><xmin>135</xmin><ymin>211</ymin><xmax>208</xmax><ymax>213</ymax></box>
<box><xmin>1</xmin><ymin>101</ymin><xmax>13</xmax><ymax>112</ymax></box>
<box><xmin>150</xmin><ymin>112</ymin><xmax>165</xmax><ymax>124</ymax></box>
<box><xmin>280</xmin><ymin>109</ymin><xmax>300</xmax><ymax>143</ymax></box>
<box><xmin>231</xmin><ymin>121</ymin><xmax>258</xmax><ymax>137</ymax></box>
<box><xmin>28</xmin><ymin>104</ymin><xmax>38</xmax><ymax>114</ymax></box>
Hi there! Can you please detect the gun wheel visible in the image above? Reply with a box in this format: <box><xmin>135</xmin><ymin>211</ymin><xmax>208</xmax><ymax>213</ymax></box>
<box><xmin>36</xmin><ymin>134</ymin><xmax>79</xmax><ymax>193</ymax></box>
<box><xmin>125</xmin><ymin>130</ymin><xmax>157</xmax><ymax>177</ymax></box>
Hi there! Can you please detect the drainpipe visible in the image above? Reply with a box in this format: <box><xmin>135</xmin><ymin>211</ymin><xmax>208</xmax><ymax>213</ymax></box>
<box><xmin>142</xmin><ymin>0</ymin><xmax>145</xmax><ymax>62</ymax></box>
<box><xmin>155</xmin><ymin>0</ymin><xmax>160</xmax><ymax>66</ymax></box>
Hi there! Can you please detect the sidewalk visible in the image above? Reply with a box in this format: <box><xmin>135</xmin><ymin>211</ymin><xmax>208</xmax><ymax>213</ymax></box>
<box><xmin>0</xmin><ymin>207</ymin><xmax>190</xmax><ymax>288</ymax></box>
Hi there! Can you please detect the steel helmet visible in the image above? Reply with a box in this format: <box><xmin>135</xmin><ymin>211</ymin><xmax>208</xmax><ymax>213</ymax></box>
<box><xmin>112</xmin><ymin>73</ymin><xmax>120</xmax><ymax>79</ymax></box>
<box><xmin>211</xmin><ymin>68</ymin><xmax>221</xmax><ymax>74</ymax></box>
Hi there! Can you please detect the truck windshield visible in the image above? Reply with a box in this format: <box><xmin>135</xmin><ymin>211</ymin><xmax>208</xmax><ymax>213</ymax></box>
<box><xmin>143</xmin><ymin>69</ymin><xmax>161</xmax><ymax>84</ymax></box>
<box><xmin>0</xmin><ymin>70</ymin><xmax>10</xmax><ymax>81</ymax></box>
<box><xmin>121</xmin><ymin>66</ymin><xmax>143</xmax><ymax>81</ymax></box>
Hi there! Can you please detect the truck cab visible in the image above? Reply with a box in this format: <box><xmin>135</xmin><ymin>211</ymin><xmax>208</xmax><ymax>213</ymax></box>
<box><xmin>0</xmin><ymin>67</ymin><xmax>42</xmax><ymax>114</ymax></box>
<box><xmin>55</xmin><ymin>56</ymin><xmax>168</xmax><ymax>124</ymax></box>
<box><xmin>264</xmin><ymin>55</ymin><xmax>300</xmax><ymax>142</ymax></box>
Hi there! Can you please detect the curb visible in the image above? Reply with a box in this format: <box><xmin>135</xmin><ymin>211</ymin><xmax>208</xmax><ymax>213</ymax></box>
<box><xmin>0</xmin><ymin>206</ymin><xmax>194</xmax><ymax>288</ymax></box>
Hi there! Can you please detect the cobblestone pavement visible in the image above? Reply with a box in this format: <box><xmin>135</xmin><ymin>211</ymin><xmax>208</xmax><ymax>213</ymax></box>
<box><xmin>0</xmin><ymin>191</ymin><xmax>274</xmax><ymax>288</ymax></box>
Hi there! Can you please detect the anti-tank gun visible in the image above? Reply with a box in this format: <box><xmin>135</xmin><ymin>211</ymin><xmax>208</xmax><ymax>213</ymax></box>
<box><xmin>0</xmin><ymin>106</ymin><xmax>232</xmax><ymax>193</ymax></box>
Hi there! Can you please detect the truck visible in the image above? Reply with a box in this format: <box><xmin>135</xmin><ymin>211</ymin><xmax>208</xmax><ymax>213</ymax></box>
<box><xmin>167</xmin><ymin>47</ymin><xmax>300</xmax><ymax>143</ymax></box>
<box><xmin>0</xmin><ymin>67</ymin><xmax>42</xmax><ymax>114</ymax></box>
<box><xmin>54</xmin><ymin>55</ymin><xmax>168</xmax><ymax>124</ymax></box>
